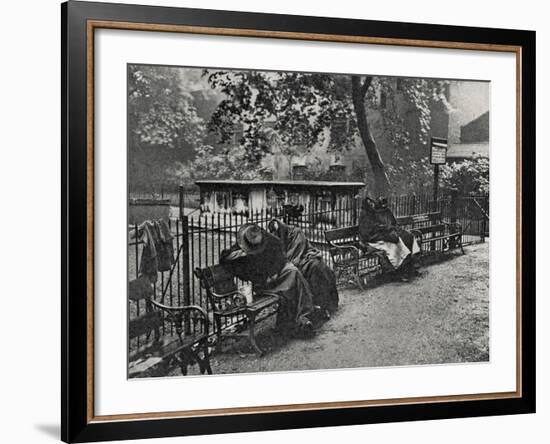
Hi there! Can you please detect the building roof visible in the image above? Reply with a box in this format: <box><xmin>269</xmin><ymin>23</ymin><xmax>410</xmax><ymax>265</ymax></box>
<box><xmin>195</xmin><ymin>179</ymin><xmax>365</xmax><ymax>189</ymax></box>
<box><xmin>447</xmin><ymin>142</ymin><xmax>490</xmax><ymax>159</ymax></box>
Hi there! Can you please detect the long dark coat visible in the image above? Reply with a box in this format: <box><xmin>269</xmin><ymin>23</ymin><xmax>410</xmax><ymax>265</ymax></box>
<box><xmin>269</xmin><ymin>219</ymin><xmax>339</xmax><ymax>313</ymax></box>
<box><xmin>358</xmin><ymin>201</ymin><xmax>415</xmax><ymax>251</ymax></box>
<box><xmin>219</xmin><ymin>229</ymin><xmax>314</xmax><ymax>328</ymax></box>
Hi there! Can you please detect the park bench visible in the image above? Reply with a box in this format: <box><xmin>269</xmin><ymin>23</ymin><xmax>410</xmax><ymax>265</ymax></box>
<box><xmin>194</xmin><ymin>265</ymin><xmax>280</xmax><ymax>356</ymax></box>
<box><xmin>324</xmin><ymin>226</ymin><xmax>383</xmax><ymax>289</ymax></box>
<box><xmin>325</xmin><ymin>211</ymin><xmax>463</xmax><ymax>289</ymax></box>
<box><xmin>128</xmin><ymin>277</ymin><xmax>212</xmax><ymax>377</ymax></box>
<box><xmin>395</xmin><ymin>211</ymin><xmax>464</xmax><ymax>255</ymax></box>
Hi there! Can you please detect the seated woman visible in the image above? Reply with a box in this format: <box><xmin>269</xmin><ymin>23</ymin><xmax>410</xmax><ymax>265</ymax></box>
<box><xmin>268</xmin><ymin>218</ymin><xmax>339</xmax><ymax>317</ymax></box>
<box><xmin>358</xmin><ymin>197</ymin><xmax>420</xmax><ymax>275</ymax></box>
<box><xmin>219</xmin><ymin>223</ymin><xmax>315</xmax><ymax>336</ymax></box>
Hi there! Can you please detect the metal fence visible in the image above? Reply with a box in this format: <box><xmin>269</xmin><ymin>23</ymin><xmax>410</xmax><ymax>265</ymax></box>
<box><xmin>454</xmin><ymin>195</ymin><xmax>489</xmax><ymax>244</ymax></box>
<box><xmin>128</xmin><ymin>192</ymin><xmax>489</xmax><ymax>350</ymax></box>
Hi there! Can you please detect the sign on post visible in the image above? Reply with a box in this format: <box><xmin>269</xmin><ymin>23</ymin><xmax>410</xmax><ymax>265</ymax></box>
<box><xmin>430</xmin><ymin>137</ymin><xmax>448</xmax><ymax>164</ymax></box>
<box><xmin>430</xmin><ymin>137</ymin><xmax>448</xmax><ymax>201</ymax></box>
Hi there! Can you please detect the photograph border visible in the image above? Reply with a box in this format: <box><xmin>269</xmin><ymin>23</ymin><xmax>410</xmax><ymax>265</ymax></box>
<box><xmin>62</xmin><ymin>1</ymin><xmax>535</xmax><ymax>442</ymax></box>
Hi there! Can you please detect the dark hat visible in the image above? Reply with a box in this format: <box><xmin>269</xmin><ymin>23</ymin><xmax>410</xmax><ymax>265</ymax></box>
<box><xmin>375</xmin><ymin>197</ymin><xmax>388</xmax><ymax>208</ymax></box>
<box><xmin>267</xmin><ymin>218</ymin><xmax>282</xmax><ymax>235</ymax></box>
<box><xmin>237</xmin><ymin>223</ymin><xmax>266</xmax><ymax>254</ymax></box>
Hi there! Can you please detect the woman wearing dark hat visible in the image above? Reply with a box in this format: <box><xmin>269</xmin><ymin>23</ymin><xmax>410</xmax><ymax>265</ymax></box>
<box><xmin>268</xmin><ymin>218</ymin><xmax>338</xmax><ymax>316</ymax></box>
<box><xmin>220</xmin><ymin>223</ymin><xmax>315</xmax><ymax>335</ymax></box>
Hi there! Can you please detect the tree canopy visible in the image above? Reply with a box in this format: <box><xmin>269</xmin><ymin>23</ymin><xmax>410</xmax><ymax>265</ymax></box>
<box><xmin>204</xmin><ymin>70</ymin><xmax>449</xmax><ymax>196</ymax></box>
<box><xmin>127</xmin><ymin>66</ymin><xmax>463</xmax><ymax>196</ymax></box>
<box><xmin>128</xmin><ymin>65</ymin><xmax>205</xmax><ymax>150</ymax></box>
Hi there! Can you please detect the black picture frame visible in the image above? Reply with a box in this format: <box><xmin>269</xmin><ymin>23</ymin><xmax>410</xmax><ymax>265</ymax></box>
<box><xmin>62</xmin><ymin>1</ymin><xmax>536</xmax><ymax>442</ymax></box>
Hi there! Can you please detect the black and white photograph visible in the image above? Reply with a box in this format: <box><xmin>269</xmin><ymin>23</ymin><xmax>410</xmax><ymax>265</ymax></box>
<box><xmin>0</xmin><ymin>0</ymin><xmax>543</xmax><ymax>441</ymax></box>
<box><xmin>127</xmin><ymin>64</ymin><xmax>490</xmax><ymax>378</ymax></box>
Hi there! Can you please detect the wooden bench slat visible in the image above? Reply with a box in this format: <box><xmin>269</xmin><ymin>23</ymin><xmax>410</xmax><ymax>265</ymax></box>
<box><xmin>396</xmin><ymin>212</ymin><xmax>442</xmax><ymax>226</ymax></box>
<box><xmin>420</xmin><ymin>234</ymin><xmax>461</xmax><ymax>243</ymax></box>
<box><xmin>415</xmin><ymin>224</ymin><xmax>446</xmax><ymax>234</ymax></box>
<box><xmin>325</xmin><ymin>226</ymin><xmax>359</xmax><ymax>242</ymax></box>
<box><xmin>246</xmin><ymin>294</ymin><xmax>279</xmax><ymax>313</ymax></box>
<box><xmin>212</xmin><ymin>294</ymin><xmax>279</xmax><ymax>317</ymax></box>
<box><xmin>395</xmin><ymin>216</ymin><xmax>413</xmax><ymax>225</ymax></box>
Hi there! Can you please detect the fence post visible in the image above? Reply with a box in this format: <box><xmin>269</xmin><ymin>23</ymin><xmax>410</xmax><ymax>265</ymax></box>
<box><xmin>181</xmin><ymin>215</ymin><xmax>191</xmax><ymax>335</ymax></box>
<box><xmin>179</xmin><ymin>185</ymin><xmax>185</xmax><ymax>221</ymax></box>
<box><xmin>480</xmin><ymin>195</ymin><xmax>488</xmax><ymax>243</ymax></box>
<box><xmin>178</xmin><ymin>185</ymin><xmax>192</xmax><ymax>333</ymax></box>
<box><xmin>450</xmin><ymin>189</ymin><xmax>458</xmax><ymax>223</ymax></box>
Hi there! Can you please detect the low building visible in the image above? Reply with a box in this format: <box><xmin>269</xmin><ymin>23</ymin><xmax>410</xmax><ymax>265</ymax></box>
<box><xmin>447</xmin><ymin>111</ymin><xmax>490</xmax><ymax>162</ymax></box>
<box><xmin>460</xmin><ymin>111</ymin><xmax>489</xmax><ymax>144</ymax></box>
<box><xmin>196</xmin><ymin>180</ymin><xmax>365</xmax><ymax>214</ymax></box>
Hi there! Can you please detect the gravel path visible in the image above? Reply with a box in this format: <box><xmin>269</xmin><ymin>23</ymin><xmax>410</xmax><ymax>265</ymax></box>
<box><xmin>173</xmin><ymin>242</ymin><xmax>489</xmax><ymax>376</ymax></box>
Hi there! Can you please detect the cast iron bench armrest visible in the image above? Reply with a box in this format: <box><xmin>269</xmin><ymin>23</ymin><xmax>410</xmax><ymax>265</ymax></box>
<box><xmin>129</xmin><ymin>300</ymin><xmax>213</xmax><ymax>377</ymax></box>
<box><xmin>150</xmin><ymin>300</ymin><xmax>208</xmax><ymax>319</ymax></box>
<box><xmin>210</xmin><ymin>289</ymin><xmax>247</xmax><ymax>301</ymax></box>
<box><xmin>149</xmin><ymin>300</ymin><xmax>209</xmax><ymax>340</ymax></box>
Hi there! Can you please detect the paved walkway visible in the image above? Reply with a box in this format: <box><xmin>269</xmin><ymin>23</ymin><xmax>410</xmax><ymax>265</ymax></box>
<box><xmin>173</xmin><ymin>242</ymin><xmax>489</xmax><ymax>376</ymax></box>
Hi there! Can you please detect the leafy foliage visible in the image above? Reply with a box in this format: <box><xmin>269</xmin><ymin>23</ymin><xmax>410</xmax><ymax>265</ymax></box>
<box><xmin>166</xmin><ymin>145</ymin><xmax>268</xmax><ymax>186</ymax></box>
<box><xmin>376</xmin><ymin>78</ymin><xmax>449</xmax><ymax>153</ymax></box>
<box><xmin>128</xmin><ymin>65</ymin><xmax>205</xmax><ymax>149</ymax></box>
<box><xmin>204</xmin><ymin>69</ymin><xmax>448</xmax><ymax>194</ymax></box>
<box><xmin>128</xmin><ymin>65</ymin><xmax>456</xmax><ymax>197</ymax></box>
<box><xmin>301</xmin><ymin>157</ymin><xmax>367</xmax><ymax>182</ymax></box>
<box><xmin>440</xmin><ymin>156</ymin><xmax>489</xmax><ymax>196</ymax></box>
<box><xmin>205</xmin><ymin>71</ymin><xmax>356</xmax><ymax>164</ymax></box>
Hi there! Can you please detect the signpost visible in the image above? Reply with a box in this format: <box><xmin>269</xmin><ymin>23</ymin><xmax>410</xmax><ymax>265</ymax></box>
<box><xmin>430</xmin><ymin>137</ymin><xmax>448</xmax><ymax>201</ymax></box>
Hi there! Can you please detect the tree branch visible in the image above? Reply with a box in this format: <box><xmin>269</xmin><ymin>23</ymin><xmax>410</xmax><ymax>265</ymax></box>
<box><xmin>360</xmin><ymin>76</ymin><xmax>373</xmax><ymax>98</ymax></box>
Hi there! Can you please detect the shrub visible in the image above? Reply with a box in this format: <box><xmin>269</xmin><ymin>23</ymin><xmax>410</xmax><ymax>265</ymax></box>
<box><xmin>440</xmin><ymin>156</ymin><xmax>489</xmax><ymax>196</ymax></box>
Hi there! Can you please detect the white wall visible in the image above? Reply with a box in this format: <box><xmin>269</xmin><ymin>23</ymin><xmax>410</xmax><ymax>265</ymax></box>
<box><xmin>0</xmin><ymin>0</ymin><xmax>546</xmax><ymax>443</ymax></box>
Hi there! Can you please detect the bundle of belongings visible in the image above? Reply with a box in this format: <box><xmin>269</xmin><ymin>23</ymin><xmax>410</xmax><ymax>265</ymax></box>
<box><xmin>358</xmin><ymin>197</ymin><xmax>420</xmax><ymax>276</ymax></box>
<box><xmin>220</xmin><ymin>222</ymin><xmax>339</xmax><ymax>337</ymax></box>
<box><xmin>135</xmin><ymin>219</ymin><xmax>175</xmax><ymax>284</ymax></box>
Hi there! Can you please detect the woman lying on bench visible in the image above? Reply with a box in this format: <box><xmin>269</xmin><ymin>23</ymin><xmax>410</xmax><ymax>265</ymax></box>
<box><xmin>358</xmin><ymin>197</ymin><xmax>420</xmax><ymax>278</ymax></box>
<box><xmin>220</xmin><ymin>223</ymin><xmax>316</xmax><ymax>337</ymax></box>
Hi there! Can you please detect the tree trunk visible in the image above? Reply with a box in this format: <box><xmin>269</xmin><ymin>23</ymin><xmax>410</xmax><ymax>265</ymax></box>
<box><xmin>351</xmin><ymin>75</ymin><xmax>391</xmax><ymax>197</ymax></box>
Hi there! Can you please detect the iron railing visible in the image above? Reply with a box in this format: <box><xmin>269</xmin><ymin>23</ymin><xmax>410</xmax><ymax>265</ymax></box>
<box><xmin>128</xmin><ymin>193</ymin><xmax>489</xmax><ymax>351</ymax></box>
